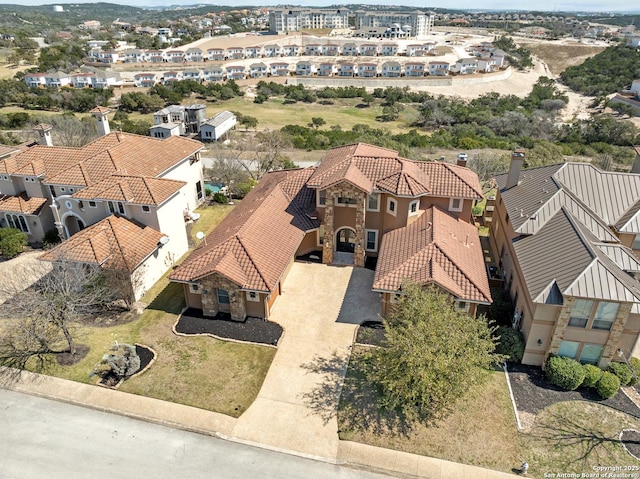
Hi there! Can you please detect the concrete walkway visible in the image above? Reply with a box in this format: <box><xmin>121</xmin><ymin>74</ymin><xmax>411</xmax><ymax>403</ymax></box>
<box><xmin>0</xmin><ymin>260</ymin><xmax>519</xmax><ymax>478</ymax></box>
<box><xmin>230</xmin><ymin>262</ymin><xmax>380</xmax><ymax>459</ymax></box>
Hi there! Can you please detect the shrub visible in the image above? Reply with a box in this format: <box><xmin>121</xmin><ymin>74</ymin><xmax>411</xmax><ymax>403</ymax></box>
<box><xmin>596</xmin><ymin>371</ymin><xmax>620</xmax><ymax>399</ymax></box>
<box><xmin>42</xmin><ymin>228</ymin><xmax>61</xmax><ymax>249</ymax></box>
<box><xmin>581</xmin><ymin>364</ymin><xmax>603</xmax><ymax>388</ymax></box>
<box><xmin>545</xmin><ymin>355</ymin><xmax>586</xmax><ymax>391</ymax></box>
<box><xmin>630</xmin><ymin>357</ymin><xmax>640</xmax><ymax>386</ymax></box>
<box><xmin>0</xmin><ymin>227</ymin><xmax>27</xmax><ymax>258</ymax></box>
<box><xmin>495</xmin><ymin>326</ymin><xmax>525</xmax><ymax>363</ymax></box>
<box><xmin>608</xmin><ymin>362</ymin><xmax>633</xmax><ymax>386</ymax></box>
<box><xmin>212</xmin><ymin>192</ymin><xmax>227</xmax><ymax>204</ymax></box>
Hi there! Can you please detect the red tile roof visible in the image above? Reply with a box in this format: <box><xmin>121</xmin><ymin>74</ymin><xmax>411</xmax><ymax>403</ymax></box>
<box><xmin>72</xmin><ymin>175</ymin><xmax>185</xmax><ymax>205</ymax></box>
<box><xmin>373</xmin><ymin>207</ymin><xmax>491</xmax><ymax>303</ymax></box>
<box><xmin>170</xmin><ymin>168</ymin><xmax>319</xmax><ymax>292</ymax></box>
<box><xmin>307</xmin><ymin>143</ymin><xmax>482</xmax><ymax>199</ymax></box>
<box><xmin>0</xmin><ymin>193</ymin><xmax>48</xmax><ymax>215</ymax></box>
<box><xmin>40</xmin><ymin>215</ymin><xmax>164</xmax><ymax>272</ymax></box>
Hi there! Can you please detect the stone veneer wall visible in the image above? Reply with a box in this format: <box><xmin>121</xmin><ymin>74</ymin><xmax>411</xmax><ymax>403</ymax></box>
<box><xmin>546</xmin><ymin>297</ymin><xmax>632</xmax><ymax>368</ymax></box>
<box><xmin>321</xmin><ymin>182</ymin><xmax>366</xmax><ymax>267</ymax></box>
<box><xmin>201</xmin><ymin>274</ymin><xmax>246</xmax><ymax>321</ymax></box>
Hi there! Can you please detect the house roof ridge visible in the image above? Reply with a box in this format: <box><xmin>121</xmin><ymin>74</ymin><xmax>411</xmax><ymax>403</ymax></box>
<box><xmin>441</xmin><ymin>162</ymin><xmax>483</xmax><ymax>197</ymax></box>
<box><xmin>235</xmin><ymin>234</ymin><xmax>269</xmax><ymax>291</ymax></box>
<box><xmin>559</xmin><ymin>207</ymin><xmax>599</xmax><ymax>260</ymax></box>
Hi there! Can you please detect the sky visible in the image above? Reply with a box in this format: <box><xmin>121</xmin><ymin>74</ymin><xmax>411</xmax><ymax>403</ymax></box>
<box><xmin>3</xmin><ymin>0</ymin><xmax>637</xmax><ymax>12</ymax></box>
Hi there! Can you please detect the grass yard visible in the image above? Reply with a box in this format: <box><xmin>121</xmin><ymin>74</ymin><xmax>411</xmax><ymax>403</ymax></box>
<box><xmin>339</xmin><ymin>353</ymin><xmax>522</xmax><ymax>472</ymax></box>
<box><xmin>38</xmin><ymin>203</ymin><xmax>276</xmax><ymax>418</ymax></box>
<box><xmin>210</xmin><ymin>96</ymin><xmax>420</xmax><ymax>134</ymax></box>
<box><xmin>339</xmin><ymin>348</ymin><xmax>640</xmax><ymax>477</ymax></box>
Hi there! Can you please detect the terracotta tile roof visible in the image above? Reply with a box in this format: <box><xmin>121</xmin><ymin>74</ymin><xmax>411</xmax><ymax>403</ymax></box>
<box><xmin>0</xmin><ymin>193</ymin><xmax>48</xmax><ymax>215</ymax></box>
<box><xmin>373</xmin><ymin>207</ymin><xmax>491</xmax><ymax>303</ymax></box>
<box><xmin>40</xmin><ymin>215</ymin><xmax>164</xmax><ymax>272</ymax></box>
<box><xmin>5</xmin><ymin>132</ymin><xmax>202</xmax><ymax>185</ymax></box>
<box><xmin>72</xmin><ymin>175</ymin><xmax>185</xmax><ymax>205</ymax></box>
<box><xmin>170</xmin><ymin>168</ymin><xmax>319</xmax><ymax>291</ymax></box>
<box><xmin>90</xmin><ymin>106</ymin><xmax>111</xmax><ymax>114</ymax></box>
<box><xmin>307</xmin><ymin>143</ymin><xmax>482</xmax><ymax>199</ymax></box>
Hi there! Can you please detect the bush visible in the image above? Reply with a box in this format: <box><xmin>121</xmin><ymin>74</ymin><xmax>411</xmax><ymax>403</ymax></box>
<box><xmin>212</xmin><ymin>192</ymin><xmax>227</xmax><ymax>204</ymax></box>
<box><xmin>0</xmin><ymin>227</ymin><xmax>27</xmax><ymax>258</ymax></box>
<box><xmin>42</xmin><ymin>228</ymin><xmax>61</xmax><ymax>249</ymax></box>
<box><xmin>630</xmin><ymin>357</ymin><xmax>640</xmax><ymax>386</ymax></box>
<box><xmin>596</xmin><ymin>371</ymin><xmax>621</xmax><ymax>399</ymax></box>
<box><xmin>495</xmin><ymin>326</ymin><xmax>525</xmax><ymax>363</ymax></box>
<box><xmin>581</xmin><ymin>364</ymin><xmax>603</xmax><ymax>388</ymax></box>
<box><xmin>609</xmin><ymin>362</ymin><xmax>633</xmax><ymax>386</ymax></box>
<box><xmin>545</xmin><ymin>355</ymin><xmax>586</xmax><ymax>391</ymax></box>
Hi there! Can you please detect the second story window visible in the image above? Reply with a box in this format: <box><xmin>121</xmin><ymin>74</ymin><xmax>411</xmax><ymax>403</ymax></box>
<box><xmin>367</xmin><ymin>193</ymin><xmax>379</xmax><ymax>211</ymax></box>
<box><xmin>449</xmin><ymin>198</ymin><xmax>463</xmax><ymax>212</ymax></box>
<box><xmin>317</xmin><ymin>190</ymin><xmax>326</xmax><ymax>206</ymax></box>
<box><xmin>409</xmin><ymin>200</ymin><xmax>419</xmax><ymax>216</ymax></box>
<box><xmin>387</xmin><ymin>197</ymin><xmax>397</xmax><ymax>216</ymax></box>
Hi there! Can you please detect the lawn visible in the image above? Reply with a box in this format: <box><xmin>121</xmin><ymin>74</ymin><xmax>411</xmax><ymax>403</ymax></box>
<box><xmin>339</xmin><ymin>351</ymin><xmax>523</xmax><ymax>472</ymax></box>
<box><xmin>338</xmin><ymin>347</ymin><xmax>640</xmax><ymax>478</ymax></box>
<box><xmin>40</xmin><ymin>203</ymin><xmax>276</xmax><ymax>418</ymax></box>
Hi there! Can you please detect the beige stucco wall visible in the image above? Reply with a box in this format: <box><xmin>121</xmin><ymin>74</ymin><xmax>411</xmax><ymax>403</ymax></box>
<box><xmin>245</xmin><ymin>293</ymin><xmax>266</xmax><ymax>317</ymax></box>
<box><xmin>183</xmin><ymin>284</ymin><xmax>203</xmax><ymax>310</ymax></box>
<box><xmin>159</xmin><ymin>154</ymin><xmax>204</xmax><ymax>212</ymax></box>
<box><xmin>296</xmin><ymin>230</ymin><xmax>319</xmax><ymax>256</ymax></box>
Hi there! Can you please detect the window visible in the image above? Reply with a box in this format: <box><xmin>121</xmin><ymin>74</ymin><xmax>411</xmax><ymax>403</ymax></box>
<box><xmin>409</xmin><ymin>199</ymin><xmax>419</xmax><ymax>216</ymax></box>
<box><xmin>69</xmin><ymin>188</ymin><xmax>74</xmax><ymax>193</ymax></box>
<box><xmin>246</xmin><ymin>291</ymin><xmax>260</xmax><ymax>302</ymax></box>
<box><xmin>60</xmin><ymin>187</ymin><xmax>66</xmax><ymax>192</ymax></box>
<box><xmin>318</xmin><ymin>224</ymin><xmax>325</xmax><ymax>246</ymax></box>
<box><xmin>142</xmin><ymin>205</ymin><xmax>150</xmax><ymax>213</ymax></box>
<box><xmin>365</xmin><ymin>229</ymin><xmax>378</xmax><ymax>251</ymax></box>
<box><xmin>88</xmin><ymin>201</ymin><xmax>97</xmax><ymax>208</ymax></box>
<box><xmin>449</xmin><ymin>197</ymin><xmax>462</xmax><ymax>212</ymax></box>
<box><xmin>107</xmin><ymin>201</ymin><xmax>125</xmax><ymax>216</ymax></box>
<box><xmin>580</xmin><ymin>344</ymin><xmax>603</xmax><ymax>365</ymax></box>
<box><xmin>367</xmin><ymin>193</ymin><xmax>379</xmax><ymax>211</ymax></box>
<box><xmin>557</xmin><ymin>340</ymin><xmax>580</xmax><ymax>359</ymax></box>
<box><xmin>455</xmin><ymin>300</ymin><xmax>470</xmax><ymax>312</ymax></box>
<box><xmin>633</xmin><ymin>234</ymin><xmax>640</xmax><ymax>250</ymax></box>
<box><xmin>196</xmin><ymin>181</ymin><xmax>203</xmax><ymax>200</ymax></box>
<box><xmin>569</xmin><ymin>299</ymin><xmax>593</xmax><ymax>328</ymax></box>
<box><xmin>78</xmin><ymin>200</ymin><xmax>84</xmax><ymax>210</ymax></box>
<box><xmin>49</xmin><ymin>185</ymin><xmax>56</xmax><ymax>197</ymax></box>
<box><xmin>387</xmin><ymin>197</ymin><xmax>397</xmax><ymax>216</ymax></box>
<box><xmin>6</xmin><ymin>214</ymin><xmax>29</xmax><ymax>233</ymax></box>
<box><xmin>217</xmin><ymin>288</ymin><xmax>230</xmax><ymax>304</ymax></box>
<box><xmin>317</xmin><ymin>190</ymin><xmax>326</xmax><ymax>206</ymax></box>
<box><xmin>592</xmin><ymin>302</ymin><xmax>619</xmax><ymax>331</ymax></box>
<box><xmin>189</xmin><ymin>284</ymin><xmax>201</xmax><ymax>294</ymax></box>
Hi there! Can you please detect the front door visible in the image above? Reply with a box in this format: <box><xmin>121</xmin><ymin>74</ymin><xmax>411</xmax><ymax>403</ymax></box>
<box><xmin>336</xmin><ymin>228</ymin><xmax>355</xmax><ymax>253</ymax></box>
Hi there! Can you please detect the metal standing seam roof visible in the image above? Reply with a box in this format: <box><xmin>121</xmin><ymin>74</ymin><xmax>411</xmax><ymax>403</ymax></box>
<box><xmin>204</xmin><ymin>111</ymin><xmax>235</xmax><ymax>128</ymax></box>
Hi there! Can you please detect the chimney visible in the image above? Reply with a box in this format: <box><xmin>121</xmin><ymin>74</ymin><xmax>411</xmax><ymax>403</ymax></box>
<box><xmin>91</xmin><ymin>106</ymin><xmax>111</xmax><ymax>137</ymax></box>
<box><xmin>506</xmin><ymin>148</ymin><xmax>525</xmax><ymax>189</ymax></box>
<box><xmin>33</xmin><ymin>123</ymin><xmax>53</xmax><ymax>146</ymax></box>
<box><xmin>456</xmin><ymin>152</ymin><xmax>468</xmax><ymax>167</ymax></box>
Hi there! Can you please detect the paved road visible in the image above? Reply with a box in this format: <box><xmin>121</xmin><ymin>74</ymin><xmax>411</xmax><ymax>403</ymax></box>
<box><xmin>0</xmin><ymin>389</ymin><xmax>392</xmax><ymax>479</ymax></box>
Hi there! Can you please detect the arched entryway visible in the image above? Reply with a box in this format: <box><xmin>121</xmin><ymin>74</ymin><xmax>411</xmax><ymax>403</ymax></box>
<box><xmin>63</xmin><ymin>214</ymin><xmax>86</xmax><ymax>238</ymax></box>
<box><xmin>336</xmin><ymin>227</ymin><xmax>355</xmax><ymax>253</ymax></box>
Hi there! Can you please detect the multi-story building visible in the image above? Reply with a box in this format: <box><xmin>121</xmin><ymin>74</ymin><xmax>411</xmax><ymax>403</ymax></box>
<box><xmin>489</xmin><ymin>150</ymin><xmax>640</xmax><ymax>367</ymax></box>
<box><xmin>269</xmin><ymin>8</ymin><xmax>349</xmax><ymax>34</ymax></box>
<box><xmin>353</xmin><ymin>10</ymin><xmax>435</xmax><ymax>38</ymax></box>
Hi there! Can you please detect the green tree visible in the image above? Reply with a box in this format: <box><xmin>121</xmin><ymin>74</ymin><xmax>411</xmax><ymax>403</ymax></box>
<box><xmin>0</xmin><ymin>227</ymin><xmax>27</xmax><ymax>258</ymax></box>
<box><xmin>309</xmin><ymin>117</ymin><xmax>326</xmax><ymax>129</ymax></box>
<box><xmin>365</xmin><ymin>283</ymin><xmax>502</xmax><ymax>423</ymax></box>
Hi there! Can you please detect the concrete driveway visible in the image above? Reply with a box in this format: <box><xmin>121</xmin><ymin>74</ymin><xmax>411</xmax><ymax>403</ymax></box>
<box><xmin>231</xmin><ymin>262</ymin><xmax>380</xmax><ymax>459</ymax></box>
<box><xmin>0</xmin><ymin>251</ymin><xmax>51</xmax><ymax>305</ymax></box>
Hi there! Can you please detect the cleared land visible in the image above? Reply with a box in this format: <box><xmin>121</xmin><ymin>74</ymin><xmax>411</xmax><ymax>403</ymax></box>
<box><xmin>517</xmin><ymin>40</ymin><xmax>606</xmax><ymax>76</ymax></box>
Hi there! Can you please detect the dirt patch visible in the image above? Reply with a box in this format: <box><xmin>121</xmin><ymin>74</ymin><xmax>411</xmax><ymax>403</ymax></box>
<box><xmin>518</xmin><ymin>41</ymin><xmax>606</xmax><ymax>76</ymax></box>
<box><xmin>56</xmin><ymin>344</ymin><xmax>90</xmax><ymax>366</ymax></box>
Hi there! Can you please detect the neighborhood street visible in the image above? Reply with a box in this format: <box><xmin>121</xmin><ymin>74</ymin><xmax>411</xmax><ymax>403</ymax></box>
<box><xmin>0</xmin><ymin>389</ymin><xmax>392</xmax><ymax>479</ymax></box>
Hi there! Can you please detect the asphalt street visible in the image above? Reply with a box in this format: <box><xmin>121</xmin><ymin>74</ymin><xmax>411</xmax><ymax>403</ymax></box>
<box><xmin>0</xmin><ymin>389</ymin><xmax>392</xmax><ymax>479</ymax></box>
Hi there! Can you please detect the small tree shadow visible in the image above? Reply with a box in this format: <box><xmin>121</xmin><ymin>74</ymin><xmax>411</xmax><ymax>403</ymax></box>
<box><xmin>531</xmin><ymin>409</ymin><xmax>631</xmax><ymax>467</ymax></box>
<box><xmin>301</xmin><ymin>349</ymin><xmax>411</xmax><ymax>437</ymax></box>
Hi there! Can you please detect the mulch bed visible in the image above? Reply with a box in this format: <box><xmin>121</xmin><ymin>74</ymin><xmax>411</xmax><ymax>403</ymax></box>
<box><xmin>175</xmin><ymin>308</ymin><xmax>283</xmax><ymax>346</ymax></box>
<box><xmin>621</xmin><ymin>430</ymin><xmax>640</xmax><ymax>459</ymax></box>
<box><xmin>56</xmin><ymin>344</ymin><xmax>90</xmax><ymax>366</ymax></box>
<box><xmin>98</xmin><ymin>344</ymin><xmax>155</xmax><ymax>388</ymax></box>
<box><xmin>507</xmin><ymin>363</ymin><xmax>640</xmax><ymax>419</ymax></box>
<box><xmin>355</xmin><ymin>321</ymin><xmax>386</xmax><ymax>346</ymax></box>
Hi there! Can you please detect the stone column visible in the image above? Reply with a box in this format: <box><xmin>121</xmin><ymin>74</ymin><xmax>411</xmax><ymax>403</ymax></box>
<box><xmin>201</xmin><ymin>277</ymin><xmax>219</xmax><ymax>317</ymax></box>
<box><xmin>322</xmin><ymin>193</ymin><xmax>334</xmax><ymax>265</ymax></box>
<box><xmin>599</xmin><ymin>302</ymin><xmax>632</xmax><ymax>368</ymax></box>
<box><xmin>545</xmin><ymin>297</ymin><xmax>576</xmax><ymax>366</ymax></box>
<box><xmin>354</xmin><ymin>193</ymin><xmax>366</xmax><ymax>267</ymax></box>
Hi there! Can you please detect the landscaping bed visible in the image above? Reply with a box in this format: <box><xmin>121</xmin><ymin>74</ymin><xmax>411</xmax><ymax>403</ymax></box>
<box><xmin>175</xmin><ymin>308</ymin><xmax>282</xmax><ymax>346</ymax></box>
<box><xmin>355</xmin><ymin>321</ymin><xmax>386</xmax><ymax>347</ymax></box>
<box><xmin>507</xmin><ymin>363</ymin><xmax>640</xmax><ymax>420</ymax></box>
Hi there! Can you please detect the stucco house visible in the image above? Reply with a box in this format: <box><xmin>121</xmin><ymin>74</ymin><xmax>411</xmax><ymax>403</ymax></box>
<box><xmin>0</xmin><ymin>112</ymin><xmax>205</xmax><ymax>298</ymax></box>
<box><xmin>489</xmin><ymin>150</ymin><xmax>640</xmax><ymax>368</ymax></box>
<box><xmin>170</xmin><ymin>143</ymin><xmax>489</xmax><ymax>321</ymax></box>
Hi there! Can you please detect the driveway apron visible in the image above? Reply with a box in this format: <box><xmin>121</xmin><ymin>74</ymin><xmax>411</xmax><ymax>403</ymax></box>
<box><xmin>231</xmin><ymin>262</ymin><xmax>380</xmax><ymax>459</ymax></box>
